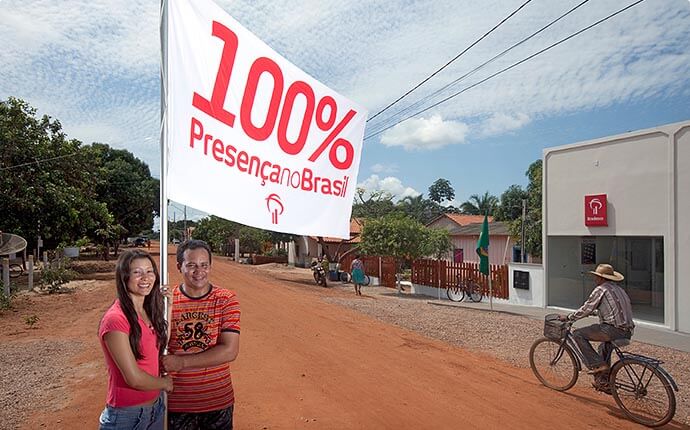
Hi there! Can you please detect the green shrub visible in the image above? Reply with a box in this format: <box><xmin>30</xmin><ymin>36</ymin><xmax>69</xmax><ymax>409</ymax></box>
<box><xmin>40</xmin><ymin>258</ymin><xmax>76</xmax><ymax>294</ymax></box>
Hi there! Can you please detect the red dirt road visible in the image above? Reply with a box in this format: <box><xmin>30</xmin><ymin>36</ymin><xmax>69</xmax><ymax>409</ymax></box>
<box><xmin>3</xmin><ymin>249</ymin><xmax>679</xmax><ymax>429</ymax></box>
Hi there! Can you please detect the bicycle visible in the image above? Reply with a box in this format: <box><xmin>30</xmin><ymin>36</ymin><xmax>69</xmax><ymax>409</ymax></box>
<box><xmin>338</xmin><ymin>271</ymin><xmax>370</xmax><ymax>286</ymax></box>
<box><xmin>446</xmin><ymin>274</ymin><xmax>483</xmax><ymax>302</ymax></box>
<box><xmin>0</xmin><ymin>262</ymin><xmax>23</xmax><ymax>279</ymax></box>
<box><xmin>529</xmin><ymin>314</ymin><xmax>678</xmax><ymax>427</ymax></box>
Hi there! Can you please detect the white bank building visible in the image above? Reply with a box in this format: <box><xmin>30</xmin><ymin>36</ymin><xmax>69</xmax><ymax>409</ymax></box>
<box><xmin>543</xmin><ymin>120</ymin><xmax>690</xmax><ymax>334</ymax></box>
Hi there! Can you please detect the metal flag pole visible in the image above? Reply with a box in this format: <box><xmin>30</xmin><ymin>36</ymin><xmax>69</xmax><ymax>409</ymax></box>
<box><xmin>159</xmin><ymin>0</ymin><xmax>169</xmax><ymax>428</ymax></box>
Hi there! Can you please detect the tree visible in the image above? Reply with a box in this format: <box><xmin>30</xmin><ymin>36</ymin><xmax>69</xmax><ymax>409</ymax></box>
<box><xmin>351</xmin><ymin>187</ymin><xmax>398</xmax><ymax>219</ymax></box>
<box><xmin>459</xmin><ymin>191</ymin><xmax>498</xmax><ymax>215</ymax></box>
<box><xmin>428</xmin><ymin>178</ymin><xmax>455</xmax><ymax>204</ymax></box>
<box><xmin>397</xmin><ymin>194</ymin><xmax>444</xmax><ymax>225</ymax></box>
<box><xmin>193</xmin><ymin>216</ymin><xmax>241</xmax><ymax>254</ymax></box>
<box><xmin>508</xmin><ymin>160</ymin><xmax>542</xmax><ymax>258</ymax></box>
<box><xmin>88</xmin><ymin>143</ymin><xmax>159</xmax><ymax>253</ymax></box>
<box><xmin>494</xmin><ymin>184</ymin><xmax>528</xmax><ymax>221</ymax></box>
<box><xmin>0</xmin><ymin>97</ymin><xmax>112</xmax><ymax>250</ymax></box>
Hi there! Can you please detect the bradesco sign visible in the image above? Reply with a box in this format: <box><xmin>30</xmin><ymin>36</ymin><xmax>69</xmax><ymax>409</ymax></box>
<box><xmin>584</xmin><ymin>194</ymin><xmax>608</xmax><ymax>227</ymax></box>
<box><xmin>166</xmin><ymin>0</ymin><xmax>367</xmax><ymax>238</ymax></box>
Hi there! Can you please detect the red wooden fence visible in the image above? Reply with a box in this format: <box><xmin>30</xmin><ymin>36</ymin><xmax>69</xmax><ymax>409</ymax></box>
<box><xmin>411</xmin><ymin>259</ymin><xmax>509</xmax><ymax>299</ymax></box>
<box><xmin>339</xmin><ymin>255</ymin><xmax>397</xmax><ymax>288</ymax></box>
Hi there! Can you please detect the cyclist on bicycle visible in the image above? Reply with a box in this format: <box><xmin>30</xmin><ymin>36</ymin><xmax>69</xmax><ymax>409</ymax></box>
<box><xmin>560</xmin><ymin>263</ymin><xmax>634</xmax><ymax>375</ymax></box>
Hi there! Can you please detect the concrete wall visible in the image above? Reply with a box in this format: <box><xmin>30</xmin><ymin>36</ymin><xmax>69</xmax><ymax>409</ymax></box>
<box><xmin>508</xmin><ymin>263</ymin><xmax>544</xmax><ymax>307</ymax></box>
<box><xmin>544</xmin><ymin>120</ymin><xmax>690</xmax><ymax>333</ymax></box>
<box><xmin>675</xmin><ymin>126</ymin><xmax>690</xmax><ymax>333</ymax></box>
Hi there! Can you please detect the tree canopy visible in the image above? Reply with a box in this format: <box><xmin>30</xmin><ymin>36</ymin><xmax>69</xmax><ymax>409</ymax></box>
<box><xmin>459</xmin><ymin>191</ymin><xmax>499</xmax><ymax>215</ymax></box>
<box><xmin>428</xmin><ymin>178</ymin><xmax>455</xmax><ymax>204</ymax></box>
<box><xmin>0</xmin><ymin>97</ymin><xmax>158</xmax><ymax>252</ymax></box>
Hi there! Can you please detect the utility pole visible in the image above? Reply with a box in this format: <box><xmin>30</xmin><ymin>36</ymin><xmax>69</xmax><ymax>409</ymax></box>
<box><xmin>521</xmin><ymin>198</ymin><xmax>527</xmax><ymax>263</ymax></box>
<box><xmin>183</xmin><ymin>205</ymin><xmax>187</xmax><ymax>241</ymax></box>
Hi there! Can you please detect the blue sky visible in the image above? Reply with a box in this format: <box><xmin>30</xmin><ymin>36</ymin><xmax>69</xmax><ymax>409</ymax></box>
<box><xmin>2</xmin><ymin>0</ymin><xmax>690</xmax><ymax>223</ymax></box>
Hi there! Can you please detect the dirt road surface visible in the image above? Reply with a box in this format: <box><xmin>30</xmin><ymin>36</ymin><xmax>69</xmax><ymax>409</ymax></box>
<box><xmin>1</xmin><ymin>248</ymin><xmax>685</xmax><ymax>429</ymax></box>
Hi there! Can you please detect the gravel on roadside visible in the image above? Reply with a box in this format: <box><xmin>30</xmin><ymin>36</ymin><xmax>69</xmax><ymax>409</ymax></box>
<box><xmin>0</xmin><ymin>340</ymin><xmax>83</xmax><ymax>430</ymax></box>
<box><xmin>323</xmin><ymin>285</ymin><xmax>690</xmax><ymax>426</ymax></box>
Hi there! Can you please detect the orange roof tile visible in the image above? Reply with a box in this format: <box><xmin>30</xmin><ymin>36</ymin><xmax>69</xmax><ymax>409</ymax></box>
<box><xmin>443</xmin><ymin>214</ymin><xmax>493</xmax><ymax>226</ymax></box>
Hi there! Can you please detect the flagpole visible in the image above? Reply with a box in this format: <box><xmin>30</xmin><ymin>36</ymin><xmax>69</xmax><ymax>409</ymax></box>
<box><xmin>488</xmin><ymin>266</ymin><xmax>493</xmax><ymax>311</ymax></box>
<box><xmin>159</xmin><ymin>0</ymin><xmax>169</xmax><ymax>286</ymax></box>
<box><xmin>159</xmin><ymin>1</ymin><xmax>169</xmax><ymax>429</ymax></box>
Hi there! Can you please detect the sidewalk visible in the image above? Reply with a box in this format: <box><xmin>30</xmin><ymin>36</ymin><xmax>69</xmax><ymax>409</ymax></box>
<box><xmin>424</xmin><ymin>296</ymin><xmax>690</xmax><ymax>353</ymax></box>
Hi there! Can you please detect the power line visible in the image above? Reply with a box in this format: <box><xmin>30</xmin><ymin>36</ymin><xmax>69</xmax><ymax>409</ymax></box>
<box><xmin>0</xmin><ymin>152</ymin><xmax>80</xmax><ymax>171</ymax></box>
<box><xmin>364</xmin><ymin>0</ymin><xmax>646</xmax><ymax>141</ymax></box>
<box><xmin>366</xmin><ymin>0</ymin><xmax>592</xmax><ymax>136</ymax></box>
<box><xmin>366</xmin><ymin>0</ymin><xmax>534</xmax><ymax>123</ymax></box>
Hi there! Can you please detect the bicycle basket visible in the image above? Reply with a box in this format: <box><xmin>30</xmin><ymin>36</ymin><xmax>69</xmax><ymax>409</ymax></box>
<box><xmin>543</xmin><ymin>314</ymin><xmax>567</xmax><ymax>340</ymax></box>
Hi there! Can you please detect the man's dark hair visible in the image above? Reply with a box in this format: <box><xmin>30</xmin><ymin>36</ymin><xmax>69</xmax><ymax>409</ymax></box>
<box><xmin>176</xmin><ymin>239</ymin><xmax>212</xmax><ymax>265</ymax></box>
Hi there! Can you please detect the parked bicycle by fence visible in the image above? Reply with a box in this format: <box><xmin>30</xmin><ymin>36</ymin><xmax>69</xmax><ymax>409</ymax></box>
<box><xmin>0</xmin><ymin>262</ymin><xmax>23</xmax><ymax>279</ymax></box>
<box><xmin>446</xmin><ymin>274</ymin><xmax>483</xmax><ymax>303</ymax></box>
<box><xmin>338</xmin><ymin>270</ymin><xmax>370</xmax><ymax>286</ymax></box>
<box><xmin>529</xmin><ymin>314</ymin><xmax>678</xmax><ymax>427</ymax></box>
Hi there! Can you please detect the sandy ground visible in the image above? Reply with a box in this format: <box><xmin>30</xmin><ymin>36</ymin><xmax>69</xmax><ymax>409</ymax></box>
<box><xmin>0</xmin><ymin>248</ymin><xmax>687</xmax><ymax>430</ymax></box>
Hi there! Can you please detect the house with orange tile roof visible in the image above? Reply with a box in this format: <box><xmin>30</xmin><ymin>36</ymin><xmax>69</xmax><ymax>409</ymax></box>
<box><xmin>426</xmin><ymin>213</ymin><xmax>524</xmax><ymax>265</ymax></box>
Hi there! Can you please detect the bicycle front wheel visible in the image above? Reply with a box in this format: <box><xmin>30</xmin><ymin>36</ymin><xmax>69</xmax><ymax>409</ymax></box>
<box><xmin>467</xmin><ymin>283</ymin><xmax>483</xmax><ymax>302</ymax></box>
<box><xmin>446</xmin><ymin>285</ymin><xmax>464</xmax><ymax>302</ymax></box>
<box><xmin>610</xmin><ymin>359</ymin><xmax>676</xmax><ymax>427</ymax></box>
<box><xmin>529</xmin><ymin>337</ymin><xmax>578</xmax><ymax>391</ymax></box>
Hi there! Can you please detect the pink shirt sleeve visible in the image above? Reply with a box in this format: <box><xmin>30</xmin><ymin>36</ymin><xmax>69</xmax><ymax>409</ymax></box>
<box><xmin>99</xmin><ymin>306</ymin><xmax>130</xmax><ymax>338</ymax></box>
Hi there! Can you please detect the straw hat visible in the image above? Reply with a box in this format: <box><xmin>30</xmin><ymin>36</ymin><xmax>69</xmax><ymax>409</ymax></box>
<box><xmin>589</xmin><ymin>263</ymin><xmax>624</xmax><ymax>281</ymax></box>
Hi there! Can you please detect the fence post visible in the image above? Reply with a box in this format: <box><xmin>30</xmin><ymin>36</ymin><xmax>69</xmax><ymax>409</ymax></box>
<box><xmin>27</xmin><ymin>255</ymin><xmax>34</xmax><ymax>291</ymax></box>
<box><xmin>378</xmin><ymin>256</ymin><xmax>382</xmax><ymax>281</ymax></box>
<box><xmin>2</xmin><ymin>258</ymin><xmax>9</xmax><ymax>297</ymax></box>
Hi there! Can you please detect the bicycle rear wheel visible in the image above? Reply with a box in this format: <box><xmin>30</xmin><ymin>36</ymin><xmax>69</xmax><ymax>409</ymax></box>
<box><xmin>339</xmin><ymin>271</ymin><xmax>351</xmax><ymax>283</ymax></box>
<box><xmin>467</xmin><ymin>283</ymin><xmax>483</xmax><ymax>302</ymax></box>
<box><xmin>529</xmin><ymin>337</ymin><xmax>578</xmax><ymax>391</ymax></box>
<box><xmin>446</xmin><ymin>285</ymin><xmax>464</xmax><ymax>302</ymax></box>
<box><xmin>9</xmin><ymin>264</ymin><xmax>23</xmax><ymax>278</ymax></box>
<box><xmin>362</xmin><ymin>275</ymin><xmax>371</xmax><ymax>286</ymax></box>
<box><xmin>610</xmin><ymin>359</ymin><xmax>676</xmax><ymax>427</ymax></box>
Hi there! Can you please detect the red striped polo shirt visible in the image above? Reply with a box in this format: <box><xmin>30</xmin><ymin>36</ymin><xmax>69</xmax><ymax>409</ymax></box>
<box><xmin>167</xmin><ymin>284</ymin><xmax>241</xmax><ymax>413</ymax></box>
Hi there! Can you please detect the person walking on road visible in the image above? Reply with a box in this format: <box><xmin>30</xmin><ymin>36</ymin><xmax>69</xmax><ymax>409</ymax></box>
<box><xmin>98</xmin><ymin>249</ymin><xmax>173</xmax><ymax>430</ymax></box>
<box><xmin>163</xmin><ymin>239</ymin><xmax>241</xmax><ymax>430</ymax></box>
<box><xmin>350</xmin><ymin>255</ymin><xmax>365</xmax><ymax>296</ymax></box>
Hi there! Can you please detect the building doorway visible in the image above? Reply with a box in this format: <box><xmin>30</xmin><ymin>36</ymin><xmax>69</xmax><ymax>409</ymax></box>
<box><xmin>547</xmin><ymin>236</ymin><xmax>664</xmax><ymax>324</ymax></box>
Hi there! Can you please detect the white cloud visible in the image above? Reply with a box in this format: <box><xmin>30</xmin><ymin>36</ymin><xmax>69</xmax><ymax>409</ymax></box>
<box><xmin>0</xmin><ymin>0</ymin><xmax>688</xmax><ymax>175</ymax></box>
<box><xmin>358</xmin><ymin>174</ymin><xmax>420</xmax><ymax>201</ymax></box>
<box><xmin>379</xmin><ymin>115</ymin><xmax>469</xmax><ymax>151</ymax></box>
<box><xmin>370</xmin><ymin>163</ymin><xmax>398</xmax><ymax>174</ymax></box>
<box><xmin>479</xmin><ymin>112</ymin><xmax>531</xmax><ymax>137</ymax></box>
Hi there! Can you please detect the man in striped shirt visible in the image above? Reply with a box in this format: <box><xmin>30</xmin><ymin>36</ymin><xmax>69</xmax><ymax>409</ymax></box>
<box><xmin>163</xmin><ymin>239</ymin><xmax>241</xmax><ymax>430</ymax></box>
<box><xmin>563</xmin><ymin>263</ymin><xmax>634</xmax><ymax>375</ymax></box>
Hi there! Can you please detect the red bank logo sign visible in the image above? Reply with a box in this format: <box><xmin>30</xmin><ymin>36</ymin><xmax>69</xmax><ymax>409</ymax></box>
<box><xmin>585</xmin><ymin>194</ymin><xmax>607</xmax><ymax>227</ymax></box>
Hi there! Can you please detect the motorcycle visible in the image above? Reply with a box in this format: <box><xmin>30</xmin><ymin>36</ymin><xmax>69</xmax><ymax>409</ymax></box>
<box><xmin>310</xmin><ymin>261</ymin><xmax>328</xmax><ymax>287</ymax></box>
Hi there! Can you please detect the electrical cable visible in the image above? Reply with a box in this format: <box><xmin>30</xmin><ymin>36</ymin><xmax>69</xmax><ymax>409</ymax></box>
<box><xmin>364</xmin><ymin>0</ymin><xmax>646</xmax><ymax>141</ymax></box>
<box><xmin>366</xmin><ymin>0</ymin><xmax>592</xmax><ymax>136</ymax></box>
<box><xmin>367</xmin><ymin>0</ymin><xmax>535</xmax><ymax>123</ymax></box>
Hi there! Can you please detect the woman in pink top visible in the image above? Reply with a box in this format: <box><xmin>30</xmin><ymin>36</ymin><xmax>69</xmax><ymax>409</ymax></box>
<box><xmin>98</xmin><ymin>249</ymin><xmax>173</xmax><ymax>429</ymax></box>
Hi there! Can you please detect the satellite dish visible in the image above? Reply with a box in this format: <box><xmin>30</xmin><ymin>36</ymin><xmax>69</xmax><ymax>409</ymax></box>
<box><xmin>0</xmin><ymin>233</ymin><xmax>28</xmax><ymax>255</ymax></box>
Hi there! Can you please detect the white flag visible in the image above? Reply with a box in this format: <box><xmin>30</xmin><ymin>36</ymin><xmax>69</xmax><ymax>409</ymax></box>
<box><xmin>166</xmin><ymin>0</ymin><xmax>367</xmax><ymax>239</ymax></box>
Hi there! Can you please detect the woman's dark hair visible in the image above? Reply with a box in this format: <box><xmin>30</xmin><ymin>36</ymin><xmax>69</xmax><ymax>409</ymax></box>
<box><xmin>115</xmin><ymin>249</ymin><xmax>167</xmax><ymax>359</ymax></box>
<box><xmin>176</xmin><ymin>239</ymin><xmax>212</xmax><ymax>265</ymax></box>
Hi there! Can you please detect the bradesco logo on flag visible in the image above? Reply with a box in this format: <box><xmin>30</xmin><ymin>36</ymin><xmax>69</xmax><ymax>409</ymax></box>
<box><xmin>166</xmin><ymin>0</ymin><xmax>367</xmax><ymax>239</ymax></box>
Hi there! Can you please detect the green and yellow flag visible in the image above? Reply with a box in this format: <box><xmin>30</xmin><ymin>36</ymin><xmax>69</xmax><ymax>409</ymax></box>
<box><xmin>476</xmin><ymin>214</ymin><xmax>489</xmax><ymax>275</ymax></box>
